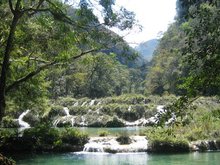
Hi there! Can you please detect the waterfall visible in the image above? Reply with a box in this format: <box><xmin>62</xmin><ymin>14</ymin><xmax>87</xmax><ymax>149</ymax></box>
<box><xmin>64</xmin><ymin>107</ymin><xmax>70</xmax><ymax>116</ymax></box>
<box><xmin>80</xmin><ymin>116</ymin><xmax>87</xmax><ymax>126</ymax></box>
<box><xmin>96</xmin><ymin>108</ymin><xmax>100</xmax><ymax>115</ymax></box>
<box><xmin>53</xmin><ymin>119</ymin><xmax>60</xmax><ymax>126</ymax></box>
<box><xmin>155</xmin><ymin>105</ymin><xmax>176</xmax><ymax>125</ymax></box>
<box><xmin>97</xmin><ymin>101</ymin><xmax>102</xmax><ymax>106</ymax></box>
<box><xmin>18</xmin><ymin>110</ymin><xmax>30</xmax><ymax>128</ymax></box>
<box><xmin>83</xmin><ymin>142</ymin><xmax>104</xmax><ymax>152</ymax></box>
<box><xmin>156</xmin><ymin>105</ymin><xmax>166</xmax><ymax>114</ymax></box>
<box><xmin>81</xmin><ymin>101</ymin><xmax>87</xmax><ymax>107</ymax></box>
<box><xmin>89</xmin><ymin>100</ymin><xmax>95</xmax><ymax>106</ymax></box>
<box><xmin>71</xmin><ymin>118</ymin><xmax>75</xmax><ymax>127</ymax></box>
<box><xmin>128</xmin><ymin>106</ymin><xmax>131</xmax><ymax>112</ymax></box>
<box><xmin>82</xmin><ymin>136</ymin><xmax>148</xmax><ymax>153</ymax></box>
<box><xmin>73</xmin><ymin>101</ymin><xmax>79</xmax><ymax>106</ymax></box>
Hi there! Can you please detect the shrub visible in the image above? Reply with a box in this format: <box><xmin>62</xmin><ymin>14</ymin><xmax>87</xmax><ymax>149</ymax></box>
<box><xmin>106</xmin><ymin>116</ymin><xmax>125</xmax><ymax>127</ymax></box>
<box><xmin>48</xmin><ymin>105</ymin><xmax>65</xmax><ymax>118</ymax></box>
<box><xmin>149</xmin><ymin>138</ymin><xmax>189</xmax><ymax>153</ymax></box>
<box><xmin>116</xmin><ymin>134</ymin><xmax>132</xmax><ymax>145</ymax></box>
<box><xmin>98</xmin><ymin>130</ymin><xmax>109</xmax><ymax>137</ymax></box>
<box><xmin>23</xmin><ymin>124</ymin><xmax>60</xmax><ymax>147</ymax></box>
<box><xmin>2</xmin><ymin>116</ymin><xmax>19</xmax><ymax>128</ymax></box>
<box><xmin>61</xmin><ymin>128</ymin><xmax>88</xmax><ymax>145</ymax></box>
<box><xmin>145</xmin><ymin>128</ymin><xmax>189</xmax><ymax>153</ymax></box>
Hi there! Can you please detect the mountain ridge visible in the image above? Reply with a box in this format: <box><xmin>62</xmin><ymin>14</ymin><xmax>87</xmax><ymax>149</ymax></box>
<box><xmin>135</xmin><ymin>39</ymin><xmax>159</xmax><ymax>61</ymax></box>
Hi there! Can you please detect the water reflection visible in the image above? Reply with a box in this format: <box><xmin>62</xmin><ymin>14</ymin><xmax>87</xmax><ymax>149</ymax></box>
<box><xmin>78</xmin><ymin>127</ymin><xmax>146</xmax><ymax>136</ymax></box>
<box><xmin>71</xmin><ymin>153</ymin><xmax>149</xmax><ymax>165</ymax></box>
<box><xmin>15</xmin><ymin>152</ymin><xmax>220</xmax><ymax>165</ymax></box>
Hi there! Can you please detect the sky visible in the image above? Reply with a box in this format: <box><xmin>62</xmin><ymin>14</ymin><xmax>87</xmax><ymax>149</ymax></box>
<box><xmin>113</xmin><ymin>0</ymin><xmax>177</xmax><ymax>46</ymax></box>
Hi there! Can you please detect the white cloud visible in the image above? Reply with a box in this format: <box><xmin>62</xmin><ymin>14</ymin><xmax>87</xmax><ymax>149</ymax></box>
<box><xmin>114</xmin><ymin>0</ymin><xmax>177</xmax><ymax>45</ymax></box>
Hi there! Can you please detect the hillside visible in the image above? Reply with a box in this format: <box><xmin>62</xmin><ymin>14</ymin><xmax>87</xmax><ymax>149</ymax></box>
<box><xmin>135</xmin><ymin>39</ymin><xmax>159</xmax><ymax>61</ymax></box>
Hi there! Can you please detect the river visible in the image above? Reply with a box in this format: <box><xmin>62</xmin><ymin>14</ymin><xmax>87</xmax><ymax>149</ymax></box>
<box><xmin>77</xmin><ymin>126</ymin><xmax>146</xmax><ymax>136</ymax></box>
<box><xmin>14</xmin><ymin>151</ymin><xmax>220</xmax><ymax>165</ymax></box>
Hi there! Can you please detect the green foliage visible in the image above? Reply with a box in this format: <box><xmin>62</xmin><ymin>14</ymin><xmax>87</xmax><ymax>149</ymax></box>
<box><xmin>61</xmin><ymin>128</ymin><xmax>88</xmax><ymax>145</ymax></box>
<box><xmin>48</xmin><ymin>53</ymin><xmax>131</xmax><ymax>98</ymax></box>
<box><xmin>98</xmin><ymin>129</ymin><xmax>110</xmax><ymax>137</ymax></box>
<box><xmin>0</xmin><ymin>129</ymin><xmax>17</xmax><ymax>144</ymax></box>
<box><xmin>2</xmin><ymin>116</ymin><xmax>19</xmax><ymax>128</ymax></box>
<box><xmin>147</xmin><ymin>1</ymin><xmax>220</xmax><ymax>97</ymax></box>
<box><xmin>106</xmin><ymin>116</ymin><xmax>125</xmax><ymax>127</ymax></box>
<box><xmin>145</xmin><ymin>23</ymin><xmax>187</xmax><ymax>95</ymax></box>
<box><xmin>0</xmin><ymin>0</ymin><xmax>138</xmax><ymax>121</ymax></box>
<box><xmin>176</xmin><ymin>0</ymin><xmax>218</xmax><ymax>23</ymax></box>
<box><xmin>23</xmin><ymin>124</ymin><xmax>60</xmax><ymax>146</ymax></box>
<box><xmin>116</xmin><ymin>133</ymin><xmax>132</xmax><ymax>144</ymax></box>
<box><xmin>150</xmin><ymin>138</ymin><xmax>189</xmax><ymax>153</ymax></box>
<box><xmin>145</xmin><ymin>127</ymin><xmax>189</xmax><ymax>152</ymax></box>
<box><xmin>181</xmin><ymin>2</ymin><xmax>220</xmax><ymax>96</ymax></box>
<box><xmin>144</xmin><ymin>98</ymin><xmax>220</xmax><ymax>143</ymax></box>
<box><xmin>0</xmin><ymin>124</ymin><xmax>88</xmax><ymax>153</ymax></box>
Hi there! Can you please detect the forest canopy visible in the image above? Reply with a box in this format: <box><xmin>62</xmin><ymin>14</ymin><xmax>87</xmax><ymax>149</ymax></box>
<box><xmin>0</xmin><ymin>0</ymin><xmax>140</xmax><ymax>121</ymax></box>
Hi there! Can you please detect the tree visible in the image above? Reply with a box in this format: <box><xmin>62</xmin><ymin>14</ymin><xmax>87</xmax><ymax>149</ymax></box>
<box><xmin>0</xmin><ymin>0</ymin><xmax>137</xmax><ymax>121</ymax></box>
<box><xmin>48</xmin><ymin>53</ymin><xmax>130</xmax><ymax>98</ymax></box>
<box><xmin>145</xmin><ymin>24</ymin><xmax>187</xmax><ymax>95</ymax></box>
<box><xmin>176</xmin><ymin>0</ymin><xmax>217</xmax><ymax>23</ymax></box>
<box><xmin>181</xmin><ymin>2</ymin><xmax>220</xmax><ymax>96</ymax></box>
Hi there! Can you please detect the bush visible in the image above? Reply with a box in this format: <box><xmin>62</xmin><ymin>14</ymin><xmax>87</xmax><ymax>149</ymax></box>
<box><xmin>23</xmin><ymin>124</ymin><xmax>60</xmax><ymax>146</ymax></box>
<box><xmin>145</xmin><ymin>128</ymin><xmax>189</xmax><ymax>153</ymax></box>
<box><xmin>48</xmin><ymin>105</ymin><xmax>65</xmax><ymax>119</ymax></box>
<box><xmin>98</xmin><ymin>130</ymin><xmax>109</xmax><ymax>137</ymax></box>
<box><xmin>0</xmin><ymin>129</ymin><xmax>18</xmax><ymax>143</ymax></box>
<box><xmin>2</xmin><ymin>116</ymin><xmax>19</xmax><ymax>128</ymax></box>
<box><xmin>149</xmin><ymin>138</ymin><xmax>189</xmax><ymax>153</ymax></box>
<box><xmin>116</xmin><ymin>134</ymin><xmax>132</xmax><ymax>144</ymax></box>
<box><xmin>106</xmin><ymin>116</ymin><xmax>125</xmax><ymax>127</ymax></box>
<box><xmin>61</xmin><ymin>128</ymin><xmax>88</xmax><ymax>146</ymax></box>
<box><xmin>0</xmin><ymin>128</ymin><xmax>35</xmax><ymax>153</ymax></box>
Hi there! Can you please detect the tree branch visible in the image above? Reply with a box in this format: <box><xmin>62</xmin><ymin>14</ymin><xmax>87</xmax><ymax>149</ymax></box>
<box><xmin>15</xmin><ymin>0</ymin><xmax>22</xmax><ymax>11</ymax></box>
<box><xmin>8</xmin><ymin>0</ymin><xmax>15</xmax><ymax>13</ymax></box>
<box><xmin>5</xmin><ymin>49</ymin><xmax>98</xmax><ymax>93</ymax></box>
<box><xmin>24</xmin><ymin>8</ymin><xmax>51</xmax><ymax>15</ymax></box>
<box><xmin>72</xmin><ymin>48</ymin><xmax>98</xmax><ymax>60</ymax></box>
<box><xmin>5</xmin><ymin>61</ymin><xmax>56</xmax><ymax>93</ymax></box>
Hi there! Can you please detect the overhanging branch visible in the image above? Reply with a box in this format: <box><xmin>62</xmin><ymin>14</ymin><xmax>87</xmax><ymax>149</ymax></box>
<box><xmin>8</xmin><ymin>0</ymin><xmax>15</xmax><ymax>13</ymax></box>
<box><xmin>5</xmin><ymin>61</ymin><xmax>56</xmax><ymax>93</ymax></box>
<box><xmin>72</xmin><ymin>48</ymin><xmax>98</xmax><ymax>60</ymax></box>
<box><xmin>5</xmin><ymin>48</ymin><xmax>98</xmax><ymax>93</ymax></box>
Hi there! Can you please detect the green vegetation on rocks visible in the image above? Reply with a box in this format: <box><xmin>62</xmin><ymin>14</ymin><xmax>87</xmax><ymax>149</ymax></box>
<box><xmin>0</xmin><ymin>124</ymin><xmax>88</xmax><ymax>153</ymax></box>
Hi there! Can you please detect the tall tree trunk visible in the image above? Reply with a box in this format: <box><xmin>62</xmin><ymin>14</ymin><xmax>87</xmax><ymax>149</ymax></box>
<box><xmin>0</xmin><ymin>14</ymin><xmax>19</xmax><ymax>122</ymax></box>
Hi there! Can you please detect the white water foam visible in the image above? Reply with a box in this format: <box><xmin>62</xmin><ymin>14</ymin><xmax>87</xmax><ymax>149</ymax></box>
<box><xmin>64</xmin><ymin>107</ymin><xmax>70</xmax><ymax>116</ymax></box>
<box><xmin>89</xmin><ymin>100</ymin><xmax>95</xmax><ymax>106</ymax></box>
<box><xmin>18</xmin><ymin>110</ymin><xmax>30</xmax><ymax>128</ymax></box>
<box><xmin>82</xmin><ymin>136</ymin><xmax>148</xmax><ymax>153</ymax></box>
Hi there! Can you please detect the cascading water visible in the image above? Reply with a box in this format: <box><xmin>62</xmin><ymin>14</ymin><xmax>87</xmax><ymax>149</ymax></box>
<box><xmin>73</xmin><ymin>101</ymin><xmax>79</xmax><ymax>106</ymax></box>
<box><xmin>18</xmin><ymin>110</ymin><xmax>30</xmax><ymax>128</ymax></box>
<box><xmin>155</xmin><ymin>105</ymin><xmax>176</xmax><ymax>125</ymax></box>
<box><xmin>81</xmin><ymin>101</ymin><xmax>87</xmax><ymax>107</ymax></box>
<box><xmin>83</xmin><ymin>142</ymin><xmax>104</xmax><ymax>152</ymax></box>
<box><xmin>128</xmin><ymin>106</ymin><xmax>131</xmax><ymax>112</ymax></box>
<box><xmin>82</xmin><ymin>136</ymin><xmax>148</xmax><ymax>153</ymax></box>
<box><xmin>63</xmin><ymin>107</ymin><xmax>70</xmax><ymax>116</ymax></box>
<box><xmin>80</xmin><ymin>116</ymin><xmax>87</xmax><ymax>126</ymax></box>
<box><xmin>89</xmin><ymin>100</ymin><xmax>95</xmax><ymax>106</ymax></box>
<box><xmin>97</xmin><ymin>101</ymin><xmax>102</xmax><ymax>106</ymax></box>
